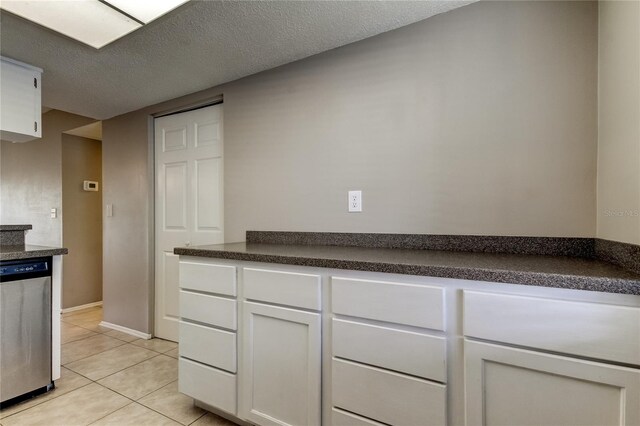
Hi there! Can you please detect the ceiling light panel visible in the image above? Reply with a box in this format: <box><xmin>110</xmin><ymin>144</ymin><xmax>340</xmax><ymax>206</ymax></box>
<box><xmin>104</xmin><ymin>0</ymin><xmax>189</xmax><ymax>24</ymax></box>
<box><xmin>0</xmin><ymin>0</ymin><xmax>142</xmax><ymax>49</ymax></box>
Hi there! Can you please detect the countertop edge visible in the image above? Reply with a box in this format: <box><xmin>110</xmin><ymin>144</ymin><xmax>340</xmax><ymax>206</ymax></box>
<box><xmin>0</xmin><ymin>224</ymin><xmax>33</xmax><ymax>231</ymax></box>
<box><xmin>173</xmin><ymin>247</ymin><xmax>640</xmax><ymax>296</ymax></box>
<box><xmin>0</xmin><ymin>247</ymin><xmax>69</xmax><ymax>261</ymax></box>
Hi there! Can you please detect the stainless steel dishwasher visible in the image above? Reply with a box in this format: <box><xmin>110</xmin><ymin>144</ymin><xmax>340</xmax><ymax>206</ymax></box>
<box><xmin>0</xmin><ymin>257</ymin><xmax>53</xmax><ymax>406</ymax></box>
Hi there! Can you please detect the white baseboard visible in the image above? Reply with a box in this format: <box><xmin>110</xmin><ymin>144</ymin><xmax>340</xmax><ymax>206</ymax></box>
<box><xmin>99</xmin><ymin>321</ymin><xmax>152</xmax><ymax>340</ymax></box>
<box><xmin>61</xmin><ymin>301</ymin><xmax>103</xmax><ymax>313</ymax></box>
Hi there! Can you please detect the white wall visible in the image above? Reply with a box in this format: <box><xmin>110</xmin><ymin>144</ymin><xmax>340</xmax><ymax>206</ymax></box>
<box><xmin>102</xmin><ymin>1</ymin><xmax>599</xmax><ymax>333</ymax></box>
<box><xmin>597</xmin><ymin>0</ymin><xmax>640</xmax><ymax>245</ymax></box>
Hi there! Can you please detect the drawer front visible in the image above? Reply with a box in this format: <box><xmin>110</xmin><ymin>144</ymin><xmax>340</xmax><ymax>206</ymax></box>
<box><xmin>464</xmin><ymin>291</ymin><xmax>640</xmax><ymax>365</ymax></box>
<box><xmin>180</xmin><ymin>321</ymin><xmax>236</xmax><ymax>372</ymax></box>
<box><xmin>332</xmin><ymin>358</ymin><xmax>446</xmax><ymax>426</ymax></box>
<box><xmin>180</xmin><ymin>290</ymin><xmax>237</xmax><ymax>330</ymax></box>
<box><xmin>179</xmin><ymin>261</ymin><xmax>236</xmax><ymax>296</ymax></box>
<box><xmin>332</xmin><ymin>319</ymin><xmax>446</xmax><ymax>382</ymax></box>
<box><xmin>332</xmin><ymin>408</ymin><xmax>385</xmax><ymax>426</ymax></box>
<box><xmin>179</xmin><ymin>358</ymin><xmax>236</xmax><ymax>415</ymax></box>
<box><xmin>243</xmin><ymin>268</ymin><xmax>321</xmax><ymax>310</ymax></box>
<box><xmin>332</xmin><ymin>277</ymin><xmax>444</xmax><ymax>330</ymax></box>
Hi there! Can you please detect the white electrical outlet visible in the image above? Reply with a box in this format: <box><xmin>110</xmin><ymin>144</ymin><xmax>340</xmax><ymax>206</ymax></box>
<box><xmin>348</xmin><ymin>190</ymin><xmax>362</xmax><ymax>212</ymax></box>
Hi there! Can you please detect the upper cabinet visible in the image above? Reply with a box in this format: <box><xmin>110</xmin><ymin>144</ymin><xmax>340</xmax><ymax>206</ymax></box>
<box><xmin>1</xmin><ymin>56</ymin><xmax>42</xmax><ymax>143</ymax></box>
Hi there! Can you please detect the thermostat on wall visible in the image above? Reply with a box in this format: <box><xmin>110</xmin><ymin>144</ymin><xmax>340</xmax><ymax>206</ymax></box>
<box><xmin>83</xmin><ymin>181</ymin><xmax>99</xmax><ymax>191</ymax></box>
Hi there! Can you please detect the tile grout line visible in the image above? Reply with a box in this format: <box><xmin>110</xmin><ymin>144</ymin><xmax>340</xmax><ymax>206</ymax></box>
<box><xmin>61</xmin><ymin>339</ymin><xmax>129</xmax><ymax>366</ymax></box>
<box><xmin>88</xmin><ymin>400</ymin><xmax>185</xmax><ymax>426</ymax></box>
<box><xmin>0</xmin><ymin>382</ymin><xmax>96</xmax><ymax>422</ymax></box>
<box><xmin>66</xmin><ymin>351</ymin><xmax>163</xmax><ymax>383</ymax></box>
<box><xmin>137</xmin><ymin>398</ymin><xmax>200</xmax><ymax>426</ymax></box>
<box><xmin>188</xmin><ymin>411</ymin><xmax>208</xmax><ymax>425</ymax></box>
<box><xmin>6</xmin><ymin>309</ymin><xmax>190</xmax><ymax>426</ymax></box>
<box><xmin>90</xmin><ymin>372</ymin><xmax>187</xmax><ymax>424</ymax></box>
<box><xmin>62</xmin><ymin>337</ymin><xmax>177</xmax><ymax>373</ymax></box>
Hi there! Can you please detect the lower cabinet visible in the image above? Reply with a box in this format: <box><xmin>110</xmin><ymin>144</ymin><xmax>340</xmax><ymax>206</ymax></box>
<box><xmin>241</xmin><ymin>301</ymin><xmax>322</xmax><ymax>426</ymax></box>
<box><xmin>464</xmin><ymin>340</ymin><xmax>640</xmax><ymax>426</ymax></box>
<box><xmin>177</xmin><ymin>258</ymin><xmax>640</xmax><ymax>426</ymax></box>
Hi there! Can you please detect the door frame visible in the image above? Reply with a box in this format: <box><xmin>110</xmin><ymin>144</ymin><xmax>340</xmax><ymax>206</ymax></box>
<box><xmin>150</xmin><ymin>96</ymin><xmax>224</xmax><ymax>339</ymax></box>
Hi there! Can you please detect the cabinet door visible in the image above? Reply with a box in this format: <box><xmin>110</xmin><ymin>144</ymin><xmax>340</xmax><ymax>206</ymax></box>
<box><xmin>241</xmin><ymin>301</ymin><xmax>321</xmax><ymax>426</ymax></box>
<box><xmin>0</xmin><ymin>58</ymin><xmax>41</xmax><ymax>142</ymax></box>
<box><xmin>465</xmin><ymin>340</ymin><xmax>640</xmax><ymax>426</ymax></box>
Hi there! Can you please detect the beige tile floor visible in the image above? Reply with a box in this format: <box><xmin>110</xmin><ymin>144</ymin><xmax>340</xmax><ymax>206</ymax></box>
<box><xmin>0</xmin><ymin>307</ymin><xmax>235</xmax><ymax>426</ymax></box>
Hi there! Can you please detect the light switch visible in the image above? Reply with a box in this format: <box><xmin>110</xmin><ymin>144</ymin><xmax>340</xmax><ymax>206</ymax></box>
<box><xmin>106</xmin><ymin>204</ymin><xmax>113</xmax><ymax>217</ymax></box>
<box><xmin>50</xmin><ymin>208</ymin><xmax>57</xmax><ymax>218</ymax></box>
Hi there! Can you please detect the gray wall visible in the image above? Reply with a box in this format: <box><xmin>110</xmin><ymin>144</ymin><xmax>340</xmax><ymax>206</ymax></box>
<box><xmin>102</xmin><ymin>1</ymin><xmax>598</xmax><ymax>333</ymax></box>
<box><xmin>597</xmin><ymin>0</ymin><xmax>640</xmax><ymax>245</ymax></box>
<box><xmin>62</xmin><ymin>134</ymin><xmax>103</xmax><ymax>309</ymax></box>
<box><xmin>0</xmin><ymin>110</ymin><xmax>95</xmax><ymax>246</ymax></box>
<box><xmin>102</xmin><ymin>113</ymin><xmax>154</xmax><ymax>332</ymax></box>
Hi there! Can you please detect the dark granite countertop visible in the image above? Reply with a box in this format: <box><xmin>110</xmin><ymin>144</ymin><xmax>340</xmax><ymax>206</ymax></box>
<box><xmin>0</xmin><ymin>244</ymin><xmax>68</xmax><ymax>261</ymax></box>
<box><xmin>0</xmin><ymin>224</ymin><xmax>32</xmax><ymax>231</ymax></box>
<box><xmin>174</xmin><ymin>242</ymin><xmax>640</xmax><ymax>295</ymax></box>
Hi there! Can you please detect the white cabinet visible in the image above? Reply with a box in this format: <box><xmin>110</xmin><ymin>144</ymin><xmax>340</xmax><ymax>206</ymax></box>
<box><xmin>465</xmin><ymin>340</ymin><xmax>640</xmax><ymax>426</ymax></box>
<box><xmin>330</xmin><ymin>276</ymin><xmax>447</xmax><ymax>426</ymax></box>
<box><xmin>1</xmin><ymin>56</ymin><xmax>42</xmax><ymax>142</ymax></box>
<box><xmin>240</xmin><ymin>266</ymin><xmax>322</xmax><ymax>426</ymax></box>
<box><xmin>464</xmin><ymin>290</ymin><xmax>640</xmax><ymax>426</ymax></box>
<box><xmin>178</xmin><ymin>259</ymin><xmax>238</xmax><ymax>416</ymax></box>
<box><xmin>241</xmin><ymin>301</ymin><xmax>321</xmax><ymax>426</ymax></box>
<box><xmin>176</xmin><ymin>258</ymin><xmax>640</xmax><ymax>426</ymax></box>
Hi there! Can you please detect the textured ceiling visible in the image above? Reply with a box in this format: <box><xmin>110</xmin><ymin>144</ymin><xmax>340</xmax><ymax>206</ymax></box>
<box><xmin>0</xmin><ymin>1</ymin><xmax>475</xmax><ymax>120</ymax></box>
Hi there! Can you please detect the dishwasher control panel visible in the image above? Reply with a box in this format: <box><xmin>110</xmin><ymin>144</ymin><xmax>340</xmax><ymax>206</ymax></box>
<box><xmin>0</xmin><ymin>261</ymin><xmax>49</xmax><ymax>277</ymax></box>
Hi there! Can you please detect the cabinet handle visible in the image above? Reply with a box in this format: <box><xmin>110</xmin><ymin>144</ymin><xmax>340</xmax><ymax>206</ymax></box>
<box><xmin>34</xmin><ymin>121</ymin><xmax>38</xmax><ymax>132</ymax></box>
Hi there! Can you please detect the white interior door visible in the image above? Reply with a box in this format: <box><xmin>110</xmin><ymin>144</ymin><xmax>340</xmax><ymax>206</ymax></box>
<box><xmin>155</xmin><ymin>104</ymin><xmax>224</xmax><ymax>341</ymax></box>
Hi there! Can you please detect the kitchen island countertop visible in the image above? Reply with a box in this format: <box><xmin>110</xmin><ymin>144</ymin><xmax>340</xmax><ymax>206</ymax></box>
<box><xmin>175</xmin><ymin>242</ymin><xmax>640</xmax><ymax>295</ymax></box>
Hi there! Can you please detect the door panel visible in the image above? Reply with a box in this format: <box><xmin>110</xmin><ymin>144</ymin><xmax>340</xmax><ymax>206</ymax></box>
<box><xmin>163</xmin><ymin>162</ymin><xmax>187</xmax><ymax>229</ymax></box>
<box><xmin>195</xmin><ymin>121</ymin><xmax>220</xmax><ymax>148</ymax></box>
<box><xmin>163</xmin><ymin>127</ymin><xmax>187</xmax><ymax>151</ymax></box>
<box><xmin>195</xmin><ymin>157</ymin><xmax>221</xmax><ymax>230</ymax></box>
<box><xmin>162</xmin><ymin>252</ymin><xmax>180</xmax><ymax>319</ymax></box>
<box><xmin>465</xmin><ymin>340</ymin><xmax>640</xmax><ymax>426</ymax></box>
<box><xmin>155</xmin><ymin>103</ymin><xmax>223</xmax><ymax>341</ymax></box>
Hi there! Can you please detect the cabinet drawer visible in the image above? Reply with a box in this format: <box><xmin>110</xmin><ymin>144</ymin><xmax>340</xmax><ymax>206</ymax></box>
<box><xmin>179</xmin><ymin>358</ymin><xmax>236</xmax><ymax>415</ymax></box>
<box><xmin>180</xmin><ymin>290</ymin><xmax>236</xmax><ymax>330</ymax></box>
<box><xmin>243</xmin><ymin>268</ymin><xmax>321</xmax><ymax>310</ymax></box>
<box><xmin>180</xmin><ymin>321</ymin><xmax>236</xmax><ymax>373</ymax></box>
<box><xmin>332</xmin><ymin>319</ymin><xmax>446</xmax><ymax>382</ymax></box>
<box><xmin>332</xmin><ymin>358</ymin><xmax>446</xmax><ymax>426</ymax></box>
<box><xmin>463</xmin><ymin>291</ymin><xmax>640</xmax><ymax>365</ymax></box>
<box><xmin>179</xmin><ymin>261</ymin><xmax>236</xmax><ymax>296</ymax></box>
<box><xmin>332</xmin><ymin>277</ymin><xmax>444</xmax><ymax>330</ymax></box>
<box><xmin>332</xmin><ymin>408</ymin><xmax>385</xmax><ymax>426</ymax></box>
